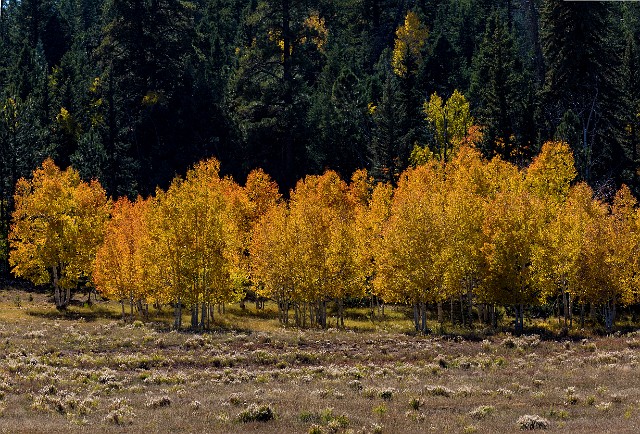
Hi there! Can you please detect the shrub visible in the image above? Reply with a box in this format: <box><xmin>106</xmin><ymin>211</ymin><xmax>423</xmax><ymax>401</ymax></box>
<box><xmin>236</xmin><ymin>403</ymin><xmax>275</xmax><ymax>422</ymax></box>
<box><xmin>308</xmin><ymin>424</ymin><xmax>323</xmax><ymax>434</ymax></box>
<box><xmin>146</xmin><ymin>395</ymin><xmax>171</xmax><ymax>408</ymax></box>
<box><xmin>469</xmin><ymin>405</ymin><xmax>495</xmax><ymax>420</ymax></box>
<box><xmin>103</xmin><ymin>399</ymin><xmax>135</xmax><ymax>425</ymax></box>
<box><xmin>378</xmin><ymin>388</ymin><xmax>395</xmax><ymax>401</ymax></box>
<box><xmin>425</xmin><ymin>385</ymin><xmax>453</xmax><ymax>397</ymax></box>
<box><xmin>517</xmin><ymin>414</ymin><xmax>549</xmax><ymax>430</ymax></box>
<box><xmin>409</xmin><ymin>397</ymin><xmax>422</xmax><ymax>410</ymax></box>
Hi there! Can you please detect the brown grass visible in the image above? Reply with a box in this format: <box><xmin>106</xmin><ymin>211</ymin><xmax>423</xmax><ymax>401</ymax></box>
<box><xmin>0</xmin><ymin>289</ymin><xmax>638</xmax><ymax>433</ymax></box>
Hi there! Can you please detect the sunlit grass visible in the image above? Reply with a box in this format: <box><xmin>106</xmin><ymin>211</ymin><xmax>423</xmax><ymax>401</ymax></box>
<box><xmin>0</xmin><ymin>288</ymin><xmax>639</xmax><ymax>433</ymax></box>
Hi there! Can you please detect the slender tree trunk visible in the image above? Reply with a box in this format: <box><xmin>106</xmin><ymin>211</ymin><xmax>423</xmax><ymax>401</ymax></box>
<box><xmin>200</xmin><ymin>302</ymin><xmax>206</xmax><ymax>330</ymax></box>
<box><xmin>413</xmin><ymin>303</ymin><xmax>419</xmax><ymax>331</ymax></box>
<box><xmin>421</xmin><ymin>302</ymin><xmax>427</xmax><ymax>334</ymax></box>
<box><xmin>563</xmin><ymin>291</ymin><xmax>568</xmax><ymax>329</ymax></box>
<box><xmin>604</xmin><ymin>299</ymin><xmax>616</xmax><ymax>334</ymax></box>
<box><xmin>130</xmin><ymin>294</ymin><xmax>134</xmax><ymax>320</ymax></box>
<box><xmin>569</xmin><ymin>295</ymin><xmax>573</xmax><ymax>328</ymax></box>
<box><xmin>65</xmin><ymin>285</ymin><xmax>71</xmax><ymax>308</ymax></box>
<box><xmin>52</xmin><ymin>265</ymin><xmax>62</xmax><ymax>309</ymax></box>
<box><xmin>450</xmin><ymin>297</ymin><xmax>454</xmax><ymax>325</ymax></box>
<box><xmin>467</xmin><ymin>287</ymin><xmax>474</xmax><ymax>326</ymax></box>
<box><xmin>191</xmin><ymin>303</ymin><xmax>198</xmax><ymax>328</ymax></box>
<box><xmin>121</xmin><ymin>300</ymin><xmax>125</xmax><ymax>319</ymax></box>
<box><xmin>370</xmin><ymin>295</ymin><xmax>375</xmax><ymax>319</ymax></box>
<box><xmin>437</xmin><ymin>302</ymin><xmax>443</xmax><ymax>324</ymax></box>
<box><xmin>580</xmin><ymin>302</ymin><xmax>585</xmax><ymax>329</ymax></box>
<box><xmin>174</xmin><ymin>297</ymin><xmax>182</xmax><ymax>330</ymax></box>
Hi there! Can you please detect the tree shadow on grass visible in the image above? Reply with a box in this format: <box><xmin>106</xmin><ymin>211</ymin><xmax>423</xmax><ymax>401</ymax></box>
<box><xmin>26</xmin><ymin>303</ymin><xmax>123</xmax><ymax>321</ymax></box>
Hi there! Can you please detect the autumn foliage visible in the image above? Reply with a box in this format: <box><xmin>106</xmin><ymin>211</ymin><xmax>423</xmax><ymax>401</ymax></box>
<box><xmin>9</xmin><ymin>159</ymin><xmax>110</xmax><ymax>309</ymax></box>
<box><xmin>8</xmin><ymin>143</ymin><xmax>640</xmax><ymax>332</ymax></box>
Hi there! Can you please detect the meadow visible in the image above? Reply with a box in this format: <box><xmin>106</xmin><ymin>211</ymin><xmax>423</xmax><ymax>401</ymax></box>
<box><xmin>0</xmin><ymin>289</ymin><xmax>639</xmax><ymax>433</ymax></box>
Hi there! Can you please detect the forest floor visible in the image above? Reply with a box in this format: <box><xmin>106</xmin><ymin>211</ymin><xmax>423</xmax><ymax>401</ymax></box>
<box><xmin>0</xmin><ymin>289</ymin><xmax>639</xmax><ymax>433</ymax></box>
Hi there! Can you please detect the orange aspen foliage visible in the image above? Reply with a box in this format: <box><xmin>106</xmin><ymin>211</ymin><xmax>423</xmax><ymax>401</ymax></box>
<box><xmin>93</xmin><ymin>196</ymin><xmax>150</xmax><ymax>317</ymax></box>
<box><xmin>244</xmin><ymin>168</ymin><xmax>282</xmax><ymax>224</ymax></box>
<box><xmin>250</xmin><ymin>203</ymin><xmax>296</xmax><ymax>323</ymax></box>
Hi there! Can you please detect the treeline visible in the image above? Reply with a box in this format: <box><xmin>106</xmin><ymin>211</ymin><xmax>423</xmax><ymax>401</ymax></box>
<box><xmin>8</xmin><ymin>142</ymin><xmax>640</xmax><ymax>333</ymax></box>
<box><xmin>2</xmin><ymin>0</ymin><xmax>640</xmax><ymax>274</ymax></box>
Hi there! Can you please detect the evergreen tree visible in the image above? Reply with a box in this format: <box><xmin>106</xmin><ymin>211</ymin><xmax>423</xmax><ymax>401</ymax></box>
<box><xmin>227</xmin><ymin>0</ymin><xmax>325</xmax><ymax>191</ymax></box>
<box><xmin>470</xmin><ymin>11</ymin><xmax>533</xmax><ymax>164</ymax></box>
<box><xmin>541</xmin><ymin>0</ymin><xmax>628</xmax><ymax>185</ymax></box>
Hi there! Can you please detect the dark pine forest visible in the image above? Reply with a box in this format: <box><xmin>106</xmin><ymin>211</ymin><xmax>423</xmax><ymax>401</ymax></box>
<box><xmin>1</xmin><ymin>0</ymin><xmax>640</xmax><ymax>273</ymax></box>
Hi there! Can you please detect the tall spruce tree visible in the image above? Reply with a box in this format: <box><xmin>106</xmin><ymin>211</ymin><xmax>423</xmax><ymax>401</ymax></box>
<box><xmin>541</xmin><ymin>0</ymin><xmax>629</xmax><ymax>185</ymax></box>
<box><xmin>470</xmin><ymin>11</ymin><xmax>533</xmax><ymax>164</ymax></box>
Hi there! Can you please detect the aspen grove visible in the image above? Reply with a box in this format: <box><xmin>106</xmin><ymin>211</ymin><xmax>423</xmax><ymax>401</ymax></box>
<box><xmin>8</xmin><ymin>142</ymin><xmax>640</xmax><ymax>333</ymax></box>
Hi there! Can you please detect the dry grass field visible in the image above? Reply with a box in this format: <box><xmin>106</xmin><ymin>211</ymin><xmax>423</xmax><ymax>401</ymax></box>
<box><xmin>0</xmin><ymin>289</ymin><xmax>639</xmax><ymax>433</ymax></box>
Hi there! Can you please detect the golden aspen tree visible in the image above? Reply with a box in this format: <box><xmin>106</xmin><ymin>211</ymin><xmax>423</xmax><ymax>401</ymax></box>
<box><xmin>93</xmin><ymin>196</ymin><xmax>150</xmax><ymax>318</ymax></box>
<box><xmin>479</xmin><ymin>161</ymin><xmax>545</xmax><ymax>333</ymax></box>
<box><xmin>221</xmin><ymin>177</ymin><xmax>253</xmax><ymax>309</ymax></box>
<box><xmin>9</xmin><ymin>159</ymin><xmax>110</xmax><ymax>309</ymax></box>
<box><xmin>573</xmin><ymin>197</ymin><xmax>613</xmax><ymax>331</ymax></box>
<box><xmin>598</xmin><ymin>186</ymin><xmax>640</xmax><ymax>331</ymax></box>
<box><xmin>440</xmin><ymin>146</ymin><xmax>488</xmax><ymax>326</ymax></box>
<box><xmin>244</xmin><ymin>168</ymin><xmax>282</xmax><ymax>309</ymax></box>
<box><xmin>532</xmin><ymin>183</ymin><xmax>592</xmax><ymax>328</ymax></box>
<box><xmin>525</xmin><ymin>140</ymin><xmax>577</xmax><ymax>327</ymax></box>
<box><xmin>250</xmin><ymin>203</ymin><xmax>297</xmax><ymax>324</ymax></box>
<box><xmin>245</xmin><ymin>168</ymin><xmax>282</xmax><ymax>224</ymax></box>
<box><xmin>351</xmin><ymin>170</ymin><xmax>393</xmax><ymax>318</ymax></box>
<box><xmin>146</xmin><ymin>158</ymin><xmax>238</xmax><ymax>329</ymax></box>
<box><xmin>288</xmin><ymin>171</ymin><xmax>357</xmax><ymax>328</ymax></box>
<box><xmin>374</xmin><ymin>163</ymin><xmax>447</xmax><ymax>333</ymax></box>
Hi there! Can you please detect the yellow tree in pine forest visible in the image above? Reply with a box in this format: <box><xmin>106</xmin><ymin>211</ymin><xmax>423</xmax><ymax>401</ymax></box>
<box><xmin>93</xmin><ymin>196</ymin><xmax>150</xmax><ymax>318</ymax></box>
<box><xmin>391</xmin><ymin>11</ymin><xmax>428</xmax><ymax>77</ymax></box>
<box><xmin>374</xmin><ymin>162</ymin><xmax>447</xmax><ymax>333</ymax></box>
<box><xmin>9</xmin><ymin>159</ymin><xmax>110</xmax><ymax>309</ymax></box>
<box><xmin>525</xmin><ymin>141</ymin><xmax>576</xmax><ymax>206</ymax></box>
<box><xmin>417</xmin><ymin>90</ymin><xmax>474</xmax><ymax>162</ymax></box>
